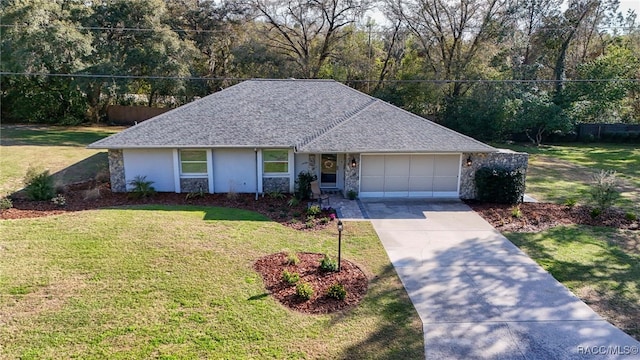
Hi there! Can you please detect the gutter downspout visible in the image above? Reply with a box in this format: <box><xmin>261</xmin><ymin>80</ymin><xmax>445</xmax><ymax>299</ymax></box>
<box><xmin>255</xmin><ymin>148</ymin><xmax>259</xmax><ymax>201</ymax></box>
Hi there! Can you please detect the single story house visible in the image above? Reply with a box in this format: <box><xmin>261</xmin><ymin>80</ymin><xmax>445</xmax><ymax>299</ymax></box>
<box><xmin>88</xmin><ymin>79</ymin><xmax>528</xmax><ymax>199</ymax></box>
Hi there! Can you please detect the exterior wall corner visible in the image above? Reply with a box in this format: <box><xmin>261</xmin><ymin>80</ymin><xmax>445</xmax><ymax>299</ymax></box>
<box><xmin>108</xmin><ymin>149</ymin><xmax>126</xmax><ymax>192</ymax></box>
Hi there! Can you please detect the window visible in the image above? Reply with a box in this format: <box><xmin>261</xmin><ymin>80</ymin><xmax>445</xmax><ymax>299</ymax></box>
<box><xmin>263</xmin><ymin>149</ymin><xmax>289</xmax><ymax>174</ymax></box>
<box><xmin>180</xmin><ymin>150</ymin><xmax>207</xmax><ymax>175</ymax></box>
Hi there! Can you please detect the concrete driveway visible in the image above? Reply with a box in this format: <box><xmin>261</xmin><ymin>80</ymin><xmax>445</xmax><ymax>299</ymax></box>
<box><xmin>360</xmin><ymin>199</ymin><xmax>640</xmax><ymax>360</ymax></box>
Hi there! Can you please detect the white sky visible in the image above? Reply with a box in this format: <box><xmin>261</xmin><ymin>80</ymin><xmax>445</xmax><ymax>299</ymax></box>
<box><xmin>620</xmin><ymin>0</ymin><xmax>640</xmax><ymax>15</ymax></box>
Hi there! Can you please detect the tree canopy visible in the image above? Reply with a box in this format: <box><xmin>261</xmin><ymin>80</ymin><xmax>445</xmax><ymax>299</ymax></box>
<box><xmin>1</xmin><ymin>0</ymin><xmax>638</xmax><ymax>143</ymax></box>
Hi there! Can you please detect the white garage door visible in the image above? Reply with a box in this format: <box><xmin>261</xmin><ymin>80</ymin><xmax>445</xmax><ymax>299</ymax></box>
<box><xmin>360</xmin><ymin>154</ymin><xmax>460</xmax><ymax>198</ymax></box>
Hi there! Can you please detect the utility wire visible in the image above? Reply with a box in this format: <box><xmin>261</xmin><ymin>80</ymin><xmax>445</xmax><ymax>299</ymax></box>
<box><xmin>0</xmin><ymin>23</ymin><xmax>637</xmax><ymax>33</ymax></box>
<box><xmin>1</xmin><ymin>71</ymin><xmax>639</xmax><ymax>83</ymax></box>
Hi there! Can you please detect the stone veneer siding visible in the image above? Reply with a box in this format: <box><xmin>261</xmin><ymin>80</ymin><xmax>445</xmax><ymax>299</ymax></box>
<box><xmin>180</xmin><ymin>178</ymin><xmax>209</xmax><ymax>193</ymax></box>
<box><xmin>263</xmin><ymin>177</ymin><xmax>290</xmax><ymax>193</ymax></box>
<box><xmin>343</xmin><ymin>153</ymin><xmax>360</xmax><ymax>197</ymax></box>
<box><xmin>108</xmin><ymin>149</ymin><xmax>126</xmax><ymax>192</ymax></box>
<box><xmin>459</xmin><ymin>149</ymin><xmax>529</xmax><ymax>200</ymax></box>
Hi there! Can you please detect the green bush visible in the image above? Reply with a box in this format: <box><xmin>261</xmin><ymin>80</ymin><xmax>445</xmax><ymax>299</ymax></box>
<box><xmin>327</xmin><ymin>283</ymin><xmax>347</xmax><ymax>300</ymax></box>
<box><xmin>319</xmin><ymin>255</ymin><xmax>338</xmax><ymax>272</ymax></box>
<box><xmin>295</xmin><ymin>282</ymin><xmax>314</xmax><ymax>300</ymax></box>
<box><xmin>624</xmin><ymin>212</ymin><xmax>637</xmax><ymax>221</ymax></box>
<box><xmin>295</xmin><ymin>171</ymin><xmax>317</xmax><ymax>200</ymax></box>
<box><xmin>589</xmin><ymin>170</ymin><xmax>620</xmax><ymax>211</ymax></box>
<box><xmin>511</xmin><ymin>206</ymin><xmax>522</xmax><ymax>218</ymax></box>
<box><xmin>306</xmin><ymin>205</ymin><xmax>321</xmax><ymax>217</ymax></box>
<box><xmin>347</xmin><ymin>190</ymin><xmax>358</xmax><ymax>200</ymax></box>
<box><xmin>23</xmin><ymin>167</ymin><xmax>55</xmax><ymax>201</ymax></box>
<box><xmin>128</xmin><ymin>175</ymin><xmax>156</xmax><ymax>198</ymax></box>
<box><xmin>282</xmin><ymin>270</ymin><xmax>300</xmax><ymax>284</ymax></box>
<box><xmin>475</xmin><ymin>167</ymin><xmax>526</xmax><ymax>204</ymax></box>
<box><xmin>268</xmin><ymin>190</ymin><xmax>285</xmax><ymax>199</ymax></box>
<box><xmin>563</xmin><ymin>197</ymin><xmax>578</xmax><ymax>209</ymax></box>
<box><xmin>0</xmin><ymin>197</ymin><xmax>13</xmax><ymax>210</ymax></box>
<box><xmin>287</xmin><ymin>197</ymin><xmax>300</xmax><ymax>207</ymax></box>
<box><xmin>286</xmin><ymin>252</ymin><xmax>300</xmax><ymax>265</ymax></box>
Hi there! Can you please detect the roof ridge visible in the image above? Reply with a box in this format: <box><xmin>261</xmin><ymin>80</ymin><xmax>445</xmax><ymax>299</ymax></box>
<box><xmin>295</xmin><ymin>98</ymin><xmax>377</xmax><ymax>150</ymax></box>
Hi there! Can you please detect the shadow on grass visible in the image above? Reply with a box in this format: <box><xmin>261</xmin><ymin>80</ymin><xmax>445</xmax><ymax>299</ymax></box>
<box><xmin>50</xmin><ymin>152</ymin><xmax>108</xmax><ymax>185</ymax></box>
<box><xmin>1</xmin><ymin>125</ymin><xmax>117</xmax><ymax>147</ymax></box>
<box><xmin>113</xmin><ymin>205</ymin><xmax>272</xmax><ymax>222</ymax></box>
<box><xmin>336</xmin><ymin>263</ymin><xmax>425</xmax><ymax>359</ymax></box>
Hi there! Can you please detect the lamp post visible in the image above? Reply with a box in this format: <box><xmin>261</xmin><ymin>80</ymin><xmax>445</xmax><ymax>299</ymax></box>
<box><xmin>337</xmin><ymin>220</ymin><xmax>343</xmax><ymax>272</ymax></box>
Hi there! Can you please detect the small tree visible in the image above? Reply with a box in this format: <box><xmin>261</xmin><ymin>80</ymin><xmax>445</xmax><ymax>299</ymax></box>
<box><xmin>294</xmin><ymin>171</ymin><xmax>317</xmax><ymax>200</ymax></box>
<box><xmin>510</xmin><ymin>91</ymin><xmax>571</xmax><ymax>146</ymax></box>
<box><xmin>589</xmin><ymin>170</ymin><xmax>620</xmax><ymax>212</ymax></box>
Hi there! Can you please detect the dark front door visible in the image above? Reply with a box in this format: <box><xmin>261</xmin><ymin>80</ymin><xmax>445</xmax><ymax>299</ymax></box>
<box><xmin>320</xmin><ymin>154</ymin><xmax>337</xmax><ymax>187</ymax></box>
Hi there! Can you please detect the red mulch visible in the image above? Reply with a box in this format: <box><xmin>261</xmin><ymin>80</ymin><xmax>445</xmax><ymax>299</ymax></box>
<box><xmin>466</xmin><ymin>201</ymin><xmax>639</xmax><ymax>233</ymax></box>
<box><xmin>1</xmin><ymin>181</ymin><xmax>338</xmax><ymax>230</ymax></box>
<box><xmin>253</xmin><ymin>252</ymin><xmax>368</xmax><ymax>314</ymax></box>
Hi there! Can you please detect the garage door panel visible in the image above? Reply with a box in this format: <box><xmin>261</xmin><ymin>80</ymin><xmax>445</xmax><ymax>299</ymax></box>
<box><xmin>433</xmin><ymin>176</ymin><xmax>458</xmax><ymax>192</ymax></box>
<box><xmin>361</xmin><ymin>156</ymin><xmax>384</xmax><ymax>176</ymax></box>
<box><xmin>384</xmin><ymin>155</ymin><xmax>410</xmax><ymax>175</ymax></box>
<box><xmin>410</xmin><ymin>155</ymin><xmax>434</xmax><ymax>176</ymax></box>
<box><xmin>409</xmin><ymin>176</ymin><xmax>433</xmax><ymax>191</ymax></box>
<box><xmin>361</xmin><ymin>176</ymin><xmax>384</xmax><ymax>192</ymax></box>
<box><xmin>434</xmin><ymin>155</ymin><xmax>460</xmax><ymax>176</ymax></box>
<box><xmin>384</xmin><ymin>176</ymin><xmax>409</xmax><ymax>192</ymax></box>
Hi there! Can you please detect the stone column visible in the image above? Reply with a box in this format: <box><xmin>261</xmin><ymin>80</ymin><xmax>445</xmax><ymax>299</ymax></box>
<box><xmin>108</xmin><ymin>149</ymin><xmax>126</xmax><ymax>192</ymax></box>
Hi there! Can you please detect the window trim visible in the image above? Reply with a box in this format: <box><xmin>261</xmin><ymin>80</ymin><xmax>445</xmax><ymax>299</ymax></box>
<box><xmin>262</xmin><ymin>149</ymin><xmax>290</xmax><ymax>176</ymax></box>
<box><xmin>179</xmin><ymin>149</ymin><xmax>208</xmax><ymax>177</ymax></box>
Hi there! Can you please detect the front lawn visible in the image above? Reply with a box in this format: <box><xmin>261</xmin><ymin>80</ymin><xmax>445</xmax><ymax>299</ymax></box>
<box><xmin>506</xmin><ymin>226</ymin><xmax>640</xmax><ymax>340</ymax></box>
<box><xmin>0</xmin><ymin>206</ymin><xmax>424</xmax><ymax>359</ymax></box>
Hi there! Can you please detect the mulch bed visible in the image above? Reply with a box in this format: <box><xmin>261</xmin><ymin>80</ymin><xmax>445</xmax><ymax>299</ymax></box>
<box><xmin>1</xmin><ymin>180</ymin><xmax>338</xmax><ymax>230</ymax></box>
<box><xmin>466</xmin><ymin>200</ymin><xmax>639</xmax><ymax>233</ymax></box>
<box><xmin>253</xmin><ymin>252</ymin><xmax>368</xmax><ymax>314</ymax></box>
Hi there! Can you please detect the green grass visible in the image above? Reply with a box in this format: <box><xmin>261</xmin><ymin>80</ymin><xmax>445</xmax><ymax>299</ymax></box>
<box><xmin>0</xmin><ymin>206</ymin><xmax>424</xmax><ymax>359</ymax></box>
<box><xmin>0</xmin><ymin>125</ymin><xmax>122</xmax><ymax>195</ymax></box>
<box><xmin>494</xmin><ymin>142</ymin><xmax>640</xmax><ymax>211</ymax></box>
<box><xmin>506</xmin><ymin>226</ymin><xmax>640</xmax><ymax>339</ymax></box>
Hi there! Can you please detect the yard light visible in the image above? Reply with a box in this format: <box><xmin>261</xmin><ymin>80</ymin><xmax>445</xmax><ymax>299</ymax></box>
<box><xmin>466</xmin><ymin>157</ymin><xmax>473</xmax><ymax>167</ymax></box>
<box><xmin>337</xmin><ymin>220</ymin><xmax>343</xmax><ymax>272</ymax></box>
<box><xmin>351</xmin><ymin>158</ymin><xmax>357</xmax><ymax>168</ymax></box>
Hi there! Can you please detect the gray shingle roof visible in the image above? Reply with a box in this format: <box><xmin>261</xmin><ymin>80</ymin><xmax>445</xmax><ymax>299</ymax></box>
<box><xmin>88</xmin><ymin>79</ymin><xmax>495</xmax><ymax>153</ymax></box>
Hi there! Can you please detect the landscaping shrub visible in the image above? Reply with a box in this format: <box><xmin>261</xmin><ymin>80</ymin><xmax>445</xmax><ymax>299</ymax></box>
<box><xmin>286</xmin><ymin>252</ymin><xmax>300</xmax><ymax>265</ymax></box>
<box><xmin>347</xmin><ymin>190</ymin><xmax>358</xmax><ymax>200</ymax></box>
<box><xmin>23</xmin><ymin>167</ymin><xmax>55</xmax><ymax>201</ymax></box>
<box><xmin>327</xmin><ymin>283</ymin><xmax>347</xmax><ymax>300</ymax></box>
<box><xmin>0</xmin><ymin>197</ymin><xmax>13</xmax><ymax>210</ymax></box>
<box><xmin>475</xmin><ymin>167</ymin><xmax>526</xmax><ymax>204</ymax></box>
<box><xmin>306</xmin><ymin>205</ymin><xmax>321</xmax><ymax>217</ymax></box>
<box><xmin>282</xmin><ymin>270</ymin><xmax>300</xmax><ymax>284</ymax></box>
<box><xmin>128</xmin><ymin>175</ymin><xmax>156</xmax><ymax>198</ymax></box>
<box><xmin>319</xmin><ymin>255</ymin><xmax>338</xmax><ymax>272</ymax></box>
<box><xmin>51</xmin><ymin>194</ymin><xmax>66</xmax><ymax>207</ymax></box>
<box><xmin>511</xmin><ymin>206</ymin><xmax>522</xmax><ymax>218</ymax></box>
<box><xmin>287</xmin><ymin>197</ymin><xmax>300</xmax><ymax>207</ymax></box>
<box><xmin>268</xmin><ymin>190</ymin><xmax>285</xmax><ymax>199</ymax></box>
<box><xmin>295</xmin><ymin>282</ymin><xmax>314</xmax><ymax>300</ymax></box>
<box><xmin>589</xmin><ymin>170</ymin><xmax>620</xmax><ymax>211</ymax></box>
<box><xmin>563</xmin><ymin>197</ymin><xmax>578</xmax><ymax>209</ymax></box>
<box><xmin>625</xmin><ymin>212</ymin><xmax>638</xmax><ymax>221</ymax></box>
<box><xmin>295</xmin><ymin>171</ymin><xmax>317</xmax><ymax>200</ymax></box>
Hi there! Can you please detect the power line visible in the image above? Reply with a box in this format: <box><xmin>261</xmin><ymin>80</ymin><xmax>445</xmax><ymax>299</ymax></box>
<box><xmin>0</xmin><ymin>23</ymin><xmax>637</xmax><ymax>34</ymax></box>
<box><xmin>2</xmin><ymin>71</ymin><xmax>639</xmax><ymax>83</ymax></box>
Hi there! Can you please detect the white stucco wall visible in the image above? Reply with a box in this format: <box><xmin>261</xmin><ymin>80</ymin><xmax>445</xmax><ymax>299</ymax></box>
<box><xmin>123</xmin><ymin>149</ymin><xmax>175</xmax><ymax>192</ymax></box>
<box><xmin>213</xmin><ymin>149</ymin><xmax>257</xmax><ymax>193</ymax></box>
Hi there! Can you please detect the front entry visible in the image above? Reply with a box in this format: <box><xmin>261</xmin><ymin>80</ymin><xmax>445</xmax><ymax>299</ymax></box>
<box><xmin>320</xmin><ymin>154</ymin><xmax>337</xmax><ymax>188</ymax></box>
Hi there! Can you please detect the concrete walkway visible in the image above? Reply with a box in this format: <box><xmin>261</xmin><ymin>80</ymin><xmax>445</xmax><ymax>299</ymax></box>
<box><xmin>360</xmin><ymin>199</ymin><xmax>640</xmax><ymax>360</ymax></box>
